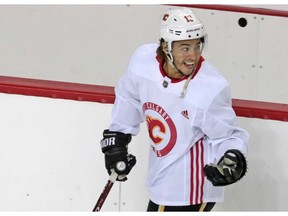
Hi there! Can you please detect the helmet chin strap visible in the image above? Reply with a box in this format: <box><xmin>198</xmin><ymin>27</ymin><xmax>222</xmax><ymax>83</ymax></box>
<box><xmin>165</xmin><ymin>51</ymin><xmax>199</xmax><ymax>98</ymax></box>
<box><xmin>166</xmin><ymin>52</ymin><xmax>187</xmax><ymax>78</ymax></box>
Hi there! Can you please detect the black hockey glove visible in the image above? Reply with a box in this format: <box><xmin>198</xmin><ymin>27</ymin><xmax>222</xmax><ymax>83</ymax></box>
<box><xmin>203</xmin><ymin>149</ymin><xmax>247</xmax><ymax>186</ymax></box>
<box><xmin>100</xmin><ymin>129</ymin><xmax>136</xmax><ymax>181</ymax></box>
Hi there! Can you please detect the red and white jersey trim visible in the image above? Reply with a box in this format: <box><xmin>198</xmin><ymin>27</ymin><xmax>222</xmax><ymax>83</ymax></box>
<box><xmin>190</xmin><ymin>138</ymin><xmax>205</xmax><ymax>205</ymax></box>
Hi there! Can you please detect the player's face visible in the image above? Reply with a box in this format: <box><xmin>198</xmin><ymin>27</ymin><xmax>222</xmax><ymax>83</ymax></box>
<box><xmin>171</xmin><ymin>39</ymin><xmax>202</xmax><ymax>76</ymax></box>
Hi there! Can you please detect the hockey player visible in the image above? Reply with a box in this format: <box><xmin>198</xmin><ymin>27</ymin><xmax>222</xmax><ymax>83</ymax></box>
<box><xmin>100</xmin><ymin>7</ymin><xmax>249</xmax><ymax>211</ymax></box>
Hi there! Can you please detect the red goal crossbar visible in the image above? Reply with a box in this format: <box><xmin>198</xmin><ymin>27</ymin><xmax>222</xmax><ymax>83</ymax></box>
<box><xmin>0</xmin><ymin>75</ymin><xmax>287</xmax><ymax>122</ymax></box>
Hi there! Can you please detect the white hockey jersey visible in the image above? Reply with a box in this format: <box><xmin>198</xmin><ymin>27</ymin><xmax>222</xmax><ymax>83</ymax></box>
<box><xmin>109</xmin><ymin>44</ymin><xmax>249</xmax><ymax>206</ymax></box>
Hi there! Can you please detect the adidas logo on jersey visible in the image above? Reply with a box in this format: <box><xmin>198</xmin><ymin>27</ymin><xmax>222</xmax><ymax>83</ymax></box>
<box><xmin>181</xmin><ymin>110</ymin><xmax>189</xmax><ymax>119</ymax></box>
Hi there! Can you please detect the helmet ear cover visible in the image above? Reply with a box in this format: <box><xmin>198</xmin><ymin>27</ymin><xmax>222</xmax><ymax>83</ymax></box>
<box><xmin>161</xmin><ymin>39</ymin><xmax>169</xmax><ymax>53</ymax></box>
<box><xmin>159</xmin><ymin>38</ymin><xmax>173</xmax><ymax>63</ymax></box>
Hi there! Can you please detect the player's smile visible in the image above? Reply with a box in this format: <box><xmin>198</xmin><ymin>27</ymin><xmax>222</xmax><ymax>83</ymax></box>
<box><xmin>181</xmin><ymin>59</ymin><xmax>197</xmax><ymax>73</ymax></box>
<box><xmin>183</xmin><ymin>61</ymin><xmax>194</xmax><ymax>69</ymax></box>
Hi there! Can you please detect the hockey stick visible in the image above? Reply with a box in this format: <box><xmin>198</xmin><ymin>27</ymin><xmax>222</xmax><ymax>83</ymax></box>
<box><xmin>92</xmin><ymin>169</ymin><xmax>118</xmax><ymax>212</ymax></box>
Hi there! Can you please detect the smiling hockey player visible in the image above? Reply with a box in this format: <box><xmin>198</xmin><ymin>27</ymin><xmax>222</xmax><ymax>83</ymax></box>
<box><xmin>100</xmin><ymin>7</ymin><xmax>249</xmax><ymax>211</ymax></box>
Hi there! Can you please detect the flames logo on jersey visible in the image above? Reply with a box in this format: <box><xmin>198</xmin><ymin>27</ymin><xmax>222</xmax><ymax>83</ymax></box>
<box><xmin>143</xmin><ymin>102</ymin><xmax>177</xmax><ymax>157</ymax></box>
<box><xmin>146</xmin><ymin>116</ymin><xmax>165</xmax><ymax>145</ymax></box>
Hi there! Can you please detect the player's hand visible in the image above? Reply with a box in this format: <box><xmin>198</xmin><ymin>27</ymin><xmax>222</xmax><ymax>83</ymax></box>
<box><xmin>203</xmin><ymin>149</ymin><xmax>247</xmax><ymax>186</ymax></box>
<box><xmin>100</xmin><ymin>129</ymin><xmax>136</xmax><ymax>181</ymax></box>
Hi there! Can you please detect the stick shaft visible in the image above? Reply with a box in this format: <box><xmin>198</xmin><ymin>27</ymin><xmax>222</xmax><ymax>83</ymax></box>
<box><xmin>93</xmin><ymin>171</ymin><xmax>118</xmax><ymax>212</ymax></box>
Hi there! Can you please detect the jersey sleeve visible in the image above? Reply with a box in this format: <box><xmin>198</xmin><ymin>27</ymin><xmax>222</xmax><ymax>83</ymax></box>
<box><xmin>200</xmin><ymin>84</ymin><xmax>249</xmax><ymax>162</ymax></box>
<box><xmin>109</xmin><ymin>53</ymin><xmax>144</xmax><ymax>136</ymax></box>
